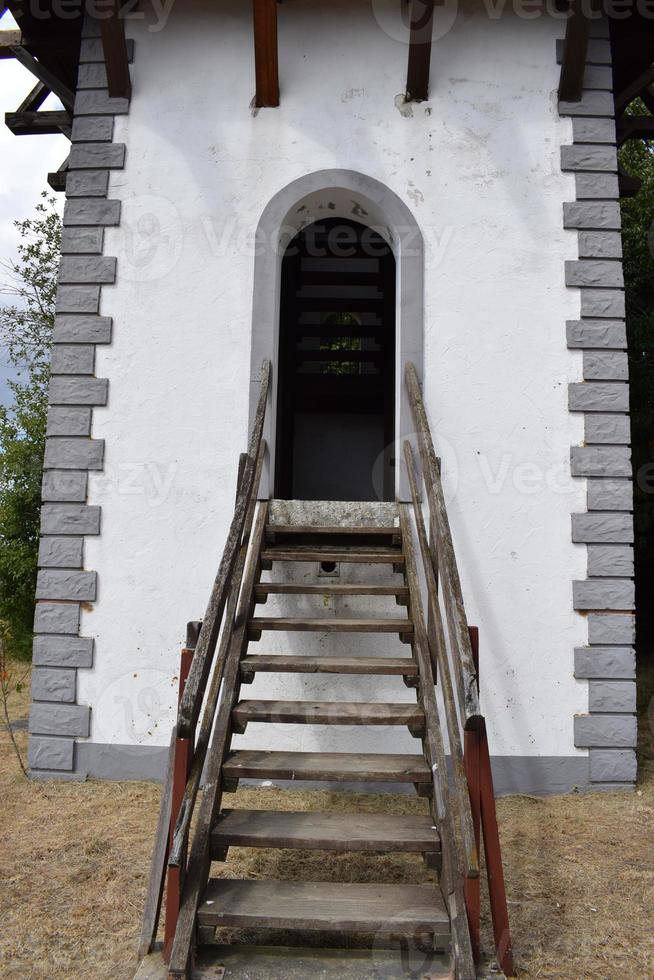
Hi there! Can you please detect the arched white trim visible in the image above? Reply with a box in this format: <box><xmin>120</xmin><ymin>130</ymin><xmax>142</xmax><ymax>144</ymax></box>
<box><xmin>249</xmin><ymin>169</ymin><xmax>424</xmax><ymax>500</ymax></box>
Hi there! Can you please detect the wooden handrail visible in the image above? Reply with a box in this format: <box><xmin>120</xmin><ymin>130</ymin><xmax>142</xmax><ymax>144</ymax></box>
<box><xmin>168</xmin><ymin>435</ymin><xmax>267</xmax><ymax>868</ymax></box>
<box><xmin>399</xmin><ymin>505</ymin><xmax>476</xmax><ymax>979</ymax></box>
<box><xmin>404</xmin><ymin>361</ymin><xmax>481</xmax><ymax>728</ymax></box>
<box><xmin>403</xmin><ymin>440</ymin><xmax>478</xmax><ymax>881</ymax></box>
<box><xmin>176</xmin><ymin>359</ymin><xmax>271</xmax><ymax>738</ymax></box>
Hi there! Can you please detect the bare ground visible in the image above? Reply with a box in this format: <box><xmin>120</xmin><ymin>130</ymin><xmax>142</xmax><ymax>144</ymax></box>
<box><xmin>1</xmin><ymin>664</ymin><xmax>653</xmax><ymax>979</ymax></box>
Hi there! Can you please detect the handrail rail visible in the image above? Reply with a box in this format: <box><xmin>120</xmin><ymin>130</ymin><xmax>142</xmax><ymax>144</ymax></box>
<box><xmin>403</xmin><ymin>440</ymin><xmax>478</xmax><ymax>881</ymax></box>
<box><xmin>404</xmin><ymin>361</ymin><xmax>481</xmax><ymax>728</ymax></box>
<box><xmin>176</xmin><ymin>359</ymin><xmax>271</xmax><ymax>738</ymax></box>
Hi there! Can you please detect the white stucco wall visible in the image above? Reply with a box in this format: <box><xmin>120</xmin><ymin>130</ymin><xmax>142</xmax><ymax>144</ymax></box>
<box><xmin>80</xmin><ymin>0</ymin><xmax>588</xmax><ymax>769</ymax></box>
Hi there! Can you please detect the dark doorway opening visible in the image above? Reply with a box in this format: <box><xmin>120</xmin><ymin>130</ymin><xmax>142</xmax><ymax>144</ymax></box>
<box><xmin>275</xmin><ymin>218</ymin><xmax>396</xmax><ymax>501</ymax></box>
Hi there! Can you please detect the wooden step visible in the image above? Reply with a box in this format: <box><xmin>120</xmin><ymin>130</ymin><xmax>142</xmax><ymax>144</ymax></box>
<box><xmin>240</xmin><ymin>654</ymin><xmax>418</xmax><ymax>680</ymax></box>
<box><xmin>222</xmin><ymin>750</ymin><xmax>431</xmax><ymax>785</ymax></box>
<box><xmin>249</xmin><ymin>617</ymin><xmax>413</xmax><ymax>637</ymax></box>
<box><xmin>211</xmin><ymin>809</ymin><xmax>440</xmax><ymax>854</ymax></box>
<box><xmin>254</xmin><ymin>583</ymin><xmax>409</xmax><ymax>600</ymax></box>
<box><xmin>197</xmin><ymin>879</ymin><xmax>450</xmax><ymax>942</ymax></box>
<box><xmin>261</xmin><ymin>546</ymin><xmax>404</xmax><ymax>565</ymax></box>
<box><xmin>232</xmin><ymin>700</ymin><xmax>425</xmax><ymax>734</ymax></box>
<box><xmin>267</xmin><ymin>524</ymin><xmax>400</xmax><ymax>537</ymax></box>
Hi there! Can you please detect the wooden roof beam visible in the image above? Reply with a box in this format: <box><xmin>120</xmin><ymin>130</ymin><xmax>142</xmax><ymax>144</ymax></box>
<box><xmin>5</xmin><ymin>109</ymin><xmax>70</xmax><ymax>136</ymax></box>
<box><xmin>615</xmin><ymin>64</ymin><xmax>654</xmax><ymax>114</ymax></box>
<box><xmin>99</xmin><ymin>1</ymin><xmax>131</xmax><ymax>100</ymax></box>
<box><xmin>406</xmin><ymin>0</ymin><xmax>434</xmax><ymax>103</ymax></box>
<box><xmin>253</xmin><ymin>0</ymin><xmax>279</xmax><ymax>108</ymax></box>
<box><xmin>558</xmin><ymin>0</ymin><xmax>591</xmax><ymax>103</ymax></box>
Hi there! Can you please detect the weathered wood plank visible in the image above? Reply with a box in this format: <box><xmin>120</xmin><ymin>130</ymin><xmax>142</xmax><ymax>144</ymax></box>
<box><xmin>5</xmin><ymin>109</ymin><xmax>70</xmax><ymax>136</ymax></box>
<box><xmin>240</xmin><ymin>654</ymin><xmax>418</xmax><ymax>677</ymax></box>
<box><xmin>211</xmin><ymin>809</ymin><xmax>440</xmax><ymax>853</ymax></box>
<box><xmin>232</xmin><ymin>699</ymin><xmax>425</xmax><ymax>733</ymax></box>
<box><xmin>268</xmin><ymin>524</ymin><xmax>400</xmax><ymax>536</ymax></box>
<box><xmin>261</xmin><ymin>546</ymin><xmax>404</xmax><ymax>564</ymax></box>
<box><xmin>198</xmin><ymin>879</ymin><xmax>450</xmax><ymax>939</ymax></box>
<box><xmin>99</xmin><ymin>0</ymin><xmax>132</xmax><ymax>99</ymax></box>
<box><xmin>254</xmin><ymin>582</ymin><xmax>409</xmax><ymax>599</ymax></box>
<box><xmin>249</xmin><ymin>617</ymin><xmax>413</xmax><ymax>635</ymax></box>
<box><xmin>222</xmin><ymin>750</ymin><xmax>430</xmax><ymax>784</ymax></box>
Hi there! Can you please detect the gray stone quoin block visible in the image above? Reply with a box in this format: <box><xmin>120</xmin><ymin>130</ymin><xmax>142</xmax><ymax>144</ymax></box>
<box><xmin>574</xmin><ymin>646</ymin><xmax>635</xmax><ymax>680</ymax></box>
<box><xmin>29</xmin><ymin>702</ymin><xmax>90</xmax><ymax>738</ymax></box>
<box><xmin>33</xmin><ymin>602</ymin><xmax>81</xmax><ymax>635</ymax></box>
<box><xmin>33</xmin><ymin>635</ymin><xmax>93</xmax><ymax>668</ymax></box>
<box><xmin>36</xmin><ymin>569</ymin><xmax>97</xmax><ymax>602</ymax></box>
<box><xmin>32</xmin><ymin>667</ymin><xmax>77</xmax><ymax>703</ymax></box>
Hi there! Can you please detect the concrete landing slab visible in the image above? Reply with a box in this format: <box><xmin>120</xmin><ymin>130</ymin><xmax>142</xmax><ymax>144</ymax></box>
<box><xmin>269</xmin><ymin>499</ymin><xmax>399</xmax><ymax>528</ymax></box>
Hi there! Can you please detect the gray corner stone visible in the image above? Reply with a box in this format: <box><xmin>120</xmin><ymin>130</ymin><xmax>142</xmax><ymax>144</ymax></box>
<box><xmin>38</xmin><ymin>536</ymin><xmax>84</xmax><ymax>569</ymax></box>
<box><xmin>29</xmin><ymin>702</ymin><xmax>90</xmax><ymax>738</ymax></box>
<box><xmin>50</xmin><ymin>344</ymin><xmax>96</xmax><ymax>375</ymax></box>
<box><xmin>53</xmin><ymin>315</ymin><xmax>112</xmax><ymax>344</ymax></box>
<box><xmin>36</xmin><ymin>569</ymin><xmax>97</xmax><ymax>602</ymax></box>
<box><xmin>589</xmin><ymin>680</ymin><xmax>637</xmax><ymax>713</ymax></box>
<box><xmin>41</xmin><ymin>469</ymin><xmax>88</xmax><ymax>503</ymax></box>
<box><xmin>575</xmin><ymin>174</ymin><xmax>620</xmax><ymax>200</ymax></box>
<box><xmin>63</xmin><ymin>198</ymin><xmax>121</xmax><ymax>227</ymax></box>
<box><xmin>28</xmin><ymin>736</ymin><xmax>74</xmax><ymax>771</ymax></box>
<box><xmin>33</xmin><ymin>634</ymin><xmax>94</xmax><ymax>668</ymax></box>
<box><xmin>61</xmin><ymin>228</ymin><xmax>105</xmax><ymax>255</ymax></box>
<box><xmin>566</xmin><ymin>319</ymin><xmax>626</xmax><ymax>349</ymax></box>
<box><xmin>568</xmin><ymin>382</ymin><xmax>629</xmax><ymax>413</ymax></box>
<box><xmin>71</xmin><ymin>115</ymin><xmax>114</xmax><ymax>143</ymax></box>
<box><xmin>58</xmin><ymin>256</ymin><xmax>116</xmax><ymax>286</ymax></box>
<box><xmin>587</xmin><ymin>545</ymin><xmax>634</xmax><ymax>577</ymax></box>
<box><xmin>565</xmin><ymin>260</ymin><xmax>623</xmax><ymax>289</ymax></box>
<box><xmin>32</xmin><ymin>667</ymin><xmax>77</xmax><ymax>703</ymax></box>
<box><xmin>74</xmin><ymin>90</ymin><xmax>130</xmax><ymax>117</ymax></box>
<box><xmin>77</xmin><ymin>62</ymin><xmax>108</xmax><ymax>89</ymax></box>
<box><xmin>561</xmin><ymin>145</ymin><xmax>617</xmax><ymax>173</ymax></box>
<box><xmin>583</xmin><ymin>351</ymin><xmax>629</xmax><ymax>381</ymax></box>
<box><xmin>563</xmin><ymin>202</ymin><xmax>621</xmax><ymax>230</ymax></box>
<box><xmin>571</xmin><ymin>513</ymin><xmax>633</xmax><ymax>543</ymax></box>
<box><xmin>588</xmin><ymin>613</ymin><xmax>635</xmax><ymax>645</ymax></box>
<box><xmin>581</xmin><ymin>289</ymin><xmax>625</xmax><ymax>319</ymax></box>
<box><xmin>586</xmin><ymin>478</ymin><xmax>632</xmax><ymax>511</ymax></box>
<box><xmin>40</xmin><ymin>503</ymin><xmax>101</xmax><ymax>535</ymax></box>
<box><xmin>44</xmin><ymin>438</ymin><xmax>104</xmax><ymax>471</ymax></box>
<box><xmin>49</xmin><ymin>376</ymin><xmax>108</xmax><ymax>406</ymax></box>
<box><xmin>584</xmin><ymin>414</ymin><xmax>631</xmax><ymax>445</ymax></box>
<box><xmin>81</xmin><ymin>17</ymin><xmax>103</xmax><ymax>38</ymax></box>
<box><xmin>68</xmin><ymin>143</ymin><xmax>126</xmax><ymax>171</ymax></box>
<box><xmin>572</xmin><ymin>117</ymin><xmax>617</xmax><ymax>144</ymax></box>
<box><xmin>572</xmin><ymin>578</ymin><xmax>635</xmax><ymax>611</ymax></box>
<box><xmin>34</xmin><ymin>602</ymin><xmax>81</xmax><ymax>635</ymax></box>
<box><xmin>574</xmin><ymin>714</ymin><xmax>636</xmax><ymax>748</ymax></box>
<box><xmin>578</xmin><ymin>232</ymin><xmax>622</xmax><ymax>260</ymax></box>
<box><xmin>574</xmin><ymin>646</ymin><xmax>635</xmax><ymax>679</ymax></box>
<box><xmin>589</xmin><ymin>749</ymin><xmax>637</xmax><ymax>782</ymax></box>
<box><xmin>570</xmin><ymin>446</ymin><xmax>631</xmax><ymax>478</ymax></box>
<box><xmin>66</xmin><ymin>170</ymin><xmax>110</xmax><ymax>198</ymax></box>
<box><xmin>559</xmin><ymin>91</ymin><xmax>615</xmax><ymax>117</ymax></box>
<box><xmin>581</xmin><ymin>65</ymin><xmax>614</xmax><ymax>91</ymax></box>
<box><xmin>47</xmin><ymin>406</ymin><xmax>92</xmax><ymax>437</ymax></box>
<box><xmin>55</xmin><ymin>285</ymin><xmax>100</xmax><ymax>315</ymax></box>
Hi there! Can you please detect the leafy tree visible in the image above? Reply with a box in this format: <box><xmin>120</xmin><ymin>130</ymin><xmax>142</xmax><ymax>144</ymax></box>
<box><xmin>0</xmin><ymin>194</ymin><xmax>60</xmax><ymax>660</ymax></box>
<box><xmin>619</xmin><ymin>110</ymin><xmax>654</xmax><ymax>646</ymax></box>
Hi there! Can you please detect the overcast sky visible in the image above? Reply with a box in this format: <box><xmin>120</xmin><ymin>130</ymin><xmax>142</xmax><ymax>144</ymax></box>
<box><xmin>0</xmin><ymin>11</ymin><xmax>68</xmax><ymax>405</ymax></box>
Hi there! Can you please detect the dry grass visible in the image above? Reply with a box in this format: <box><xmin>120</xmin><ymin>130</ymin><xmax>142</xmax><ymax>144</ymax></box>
<box><xmin>1</xmin><ymin>661</ymin><xmax>653</xmax><ymax>979</ymax></box>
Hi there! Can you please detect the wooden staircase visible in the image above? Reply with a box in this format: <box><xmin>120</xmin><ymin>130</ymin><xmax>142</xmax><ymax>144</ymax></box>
<box><xmin>137</xmin><ymin>362</ymin><xmax>514</xmax><ymax>980</ymax></box>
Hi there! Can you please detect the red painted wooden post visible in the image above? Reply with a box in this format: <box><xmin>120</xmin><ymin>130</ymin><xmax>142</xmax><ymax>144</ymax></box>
<box><xmin>464</xmin><ymin>625</ymin><xmax>481</xmax><ymax>963</ymax></box>
<box><xmin>163</xmin><ymin>629</ymin><xmax>198</xmax><ymax>963</ymax></box>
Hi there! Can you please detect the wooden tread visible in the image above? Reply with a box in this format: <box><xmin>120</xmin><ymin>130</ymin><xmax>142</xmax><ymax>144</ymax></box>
<box><xmin>240</xmin><ymin>654</ymin><xmax>418</xmax><ymax>678</ymax></box>
<box><xmin>211</xmin><ymin>809</ymin><xmax>440</xmax><ymax>853</ymax></box>
<box><xmin>267</xmin><ymin>524</ymin><xmax>400</xmax><ymax>536</ymax></box>
<box><xmin>249</xmin><ymin>617</ymin><xmax>413</xmax><ymax>635</ymax></box>
<box><xmin>254</xmin><ymin>583</ymin><xmax>409</xmax><ymax>599</ymax></box>
<box><xmin>197</xmin><ymin>879</ymin><xmax>450</xmax><ymax>940</ymax></box>
<box><xmin>232</xmin><ymin>700</ymin><xmax>425</xmax><ymax>733</ymax></box>
<box><xmin>261</xmin><ymin>546</ymin><xmax>404</xmax><ymax>565</ymax></box>
<box><xmin>222</xmin><ymin>750</ymin><xmax>430</xmax><ymax>784</ymax></box>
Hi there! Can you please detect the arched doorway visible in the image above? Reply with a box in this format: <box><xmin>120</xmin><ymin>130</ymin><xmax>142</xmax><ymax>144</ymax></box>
<box><xmin>249</xmin><ymin>170</ymin><xmax>424</xmax><ymax>501</ymax></box>
<box><xmin>275</xmin><ymin>218</ymin><xmax>396</xmax><ymax>501</ymax></box>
